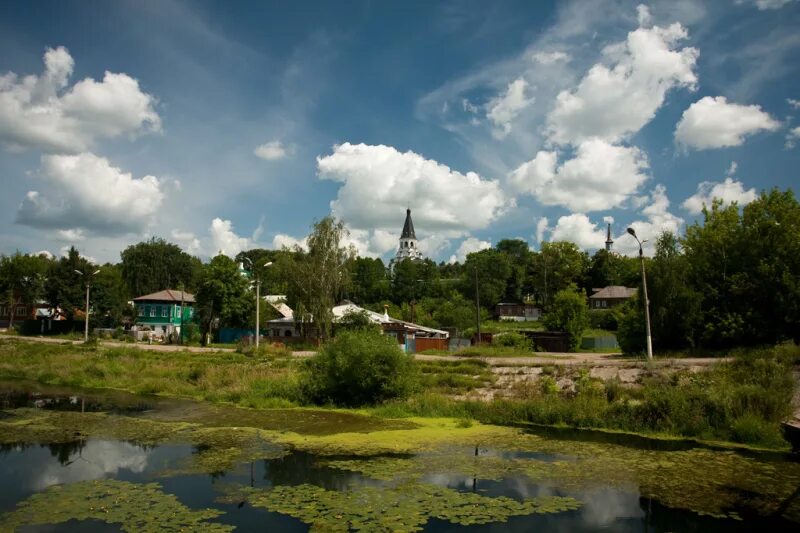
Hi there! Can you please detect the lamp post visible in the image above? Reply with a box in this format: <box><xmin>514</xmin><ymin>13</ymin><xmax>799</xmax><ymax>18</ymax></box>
<box><xmin>243</xmin><ymin>258</ymin><xmax>273</xmax><ymax>350</ymax></box>
<box><xmin>626</xmin><ymin>228</ymin><xmax>653</xmax><ymax>360</ymax></box>
<box><xmin>74</xmin><ymin>268</ymin><xmax>101</xmax><ymax>342</ymax></box>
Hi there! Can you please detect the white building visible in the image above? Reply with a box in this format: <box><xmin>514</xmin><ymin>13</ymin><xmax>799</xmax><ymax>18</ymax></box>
<box><xmin>389</xmin><ymin>208</ymin><xmax>423</xmax><ymax>270</ymax></box>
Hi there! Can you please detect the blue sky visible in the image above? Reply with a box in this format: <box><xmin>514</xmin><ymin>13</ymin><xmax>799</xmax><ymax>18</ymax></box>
<box><xmin>1</xmin><ymin>0</ymin><xmax>798</xmax><ymax>263</ymax></box>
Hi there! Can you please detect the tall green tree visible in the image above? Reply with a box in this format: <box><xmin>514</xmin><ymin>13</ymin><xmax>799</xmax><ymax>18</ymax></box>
<box><xmin>120</xmin><ymin>237</ymin><xmax>200</xmax><ymax>297</ymax></box>
<box><xmin>542</xmin><ymin>286</ymin><xmax>589</xmax><ymax>351</ymax></box>
<box><xmin>91</xmin><ymin>264</ymin><xmax>131</xmax><ymax>327</ymax></box>
<box><xmin>461</xmin><ymin>248</ymin><xmax>512</xmax><ymax>309</ymax></box>
<box><xmin>531</xmin><ymin>242</ymin><xmax>589</xmax><ymax>308</ymax></box>
<box><xmin>0</xmin><ymin>252</ymin><xmax>52</xmax><ymax>326</ymax></box>
<box><xmin>195</xmin><ymin>254</ymin><xmax>253</xmax><ymax>345</ymax></box>
<box><xmin>45</xmin><ymin>247</ymin><xmax>93</xmax><ymax>320</ymax></box>
<box><xmin>349</xmin><ymin>257</ymin><xmax>389</xmax><ymax>304</ymax></box>
<box><xmin>495</xmin><ymin>239</ymin><xmax>533</xmax><ymax>302</ymax></box>
<box><xmin>288</xmin><ymin>217</ymin><xmax>355</xmax><ymax>339</ymax></box>
<box><xmin>586</xmin><ymin>249</ymin><xmax>639</xmax><ymax>291</ymax></box>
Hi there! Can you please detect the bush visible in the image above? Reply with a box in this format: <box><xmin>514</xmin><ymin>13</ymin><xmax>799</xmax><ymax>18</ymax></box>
<box><xmin>301</xmin><ymin>329</ymin><xmax>419</xmax><ymax>406</ymax></box>
<box><xmin>493</xmin><ymin>331</ymin><xmax>532</xmax><ymax>350</ymax></box>
<box><xmin>616</xmin><ymin>298</ymin><xmax>645</xmax><ymax>354</ymax></box>
<box><xmin>543</xmin><ymin>287</ymin><xmax>589</xmax><ymax>351</ymax></box>
<box><xmin>588</xmin><ymin>309</ymin><xmax>622</xmax><ymax>331</ymax></box>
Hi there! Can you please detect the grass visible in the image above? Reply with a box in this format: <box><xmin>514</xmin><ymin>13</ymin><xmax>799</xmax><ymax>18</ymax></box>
<box><xmin>0</xmin><ymin>338</ymin><xmax>795</xmax><ymax>449</ymax></box>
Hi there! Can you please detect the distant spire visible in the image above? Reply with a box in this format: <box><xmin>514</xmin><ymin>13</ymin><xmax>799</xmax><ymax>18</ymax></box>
<box><xmin>401</xmin><ymin>208</ymin><xmax>416</xmax><ymax>239</ymax></box>
<box><xmin>605</xmin><ymin>223</ymin><xmax>614</xmax><ymax>251</ymax></box>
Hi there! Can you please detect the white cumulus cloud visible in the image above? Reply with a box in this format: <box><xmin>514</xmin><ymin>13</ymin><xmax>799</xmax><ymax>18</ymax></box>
<box><xmin>317</xmin><ymin>143</ymin><xmax>507</xmax><ymax>237</ymax></box>
<box><xmin>16</xmin><ymin>153</ymin><xmax>163</xmax><ymax>235</ymax></box>
<box><xmin>674</xmin><ymin>96</ymin><xmax>780</xmax><ymax>150</ymax></box>
<box><xmin>209</xmin><ymin>218</ymin><xmax>250</xmax><ymax>257</ymax></box>
<box><xmin>546</xmin><ymin>19</ymin><xmax>698</xmax><ymax>145</ymax></box>
<box><xmin>271</xmin><ymin>233</ymin><xmax>308</xmax><ymax>251</ymax></box>
<box><xmin>0</xmin><ymin>46</ymin><xmax>160</xmax><ymax>153</ymax></box>
<box><xmin>449</xmin><ymin>237</ymin><xmax>491</xmax><ymax>263</ymax></box>
<box><xmin>486</xmin><ymin>77</ymin><xmax>535</xmax><ymax>138</ymax></box>
<box><xmin>551</xmin><ymin>214</ymin><xmax>608</xmax><ymax>250</ymax></box>
<box><xmin>682</xmin><ymin>178</ymin><xmax>758</xmax><ymax>214</ymax></box>
<box><xmin>535</xmin><ymin>217</ymin><xmax>549</xmax><ymax>244</ymax></box>
<box><xmin>254</xmin><ymin>140</ymin><xmax>290</xmax><ymax>160</ymax></box>
<box><xmin>616</xmin><ymin>184</ymin><xmax>684</xmax><ymax>256</ymax></box>
<box><xmin>508</xmin><ymin>139</ymin><xmax>649</xmax><ymax>212</ymax></box>
<box><xmin>785</xmin><ymin>126</ymin><xmax>800</xmax><ymax>149</ymax></box>
<box><xmin>532</xmin><ymin>51</ymin><xmax>570</xmax><ymax>64</ymax></box>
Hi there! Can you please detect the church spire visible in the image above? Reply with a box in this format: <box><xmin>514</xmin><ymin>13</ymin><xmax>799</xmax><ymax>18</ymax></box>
<box><xmin>605</xmin><ymin>223</ymin><xmax>614</xmax><ymax>251</ymax></box>
<box><xmin>401</xmin><ymin>208</ymin><xmax>416</xmax><ymax>239</ymax></box>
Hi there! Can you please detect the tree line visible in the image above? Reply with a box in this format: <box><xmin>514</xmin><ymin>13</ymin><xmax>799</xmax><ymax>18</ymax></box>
<box><xmin>1</xmin><ymin>188</ymin><xmax>797</xmax><ymax>351</ymax></box>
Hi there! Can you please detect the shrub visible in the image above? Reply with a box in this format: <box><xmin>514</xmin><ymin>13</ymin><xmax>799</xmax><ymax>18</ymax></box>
<box><xmin>616</xmin><ymin>298</ymin><xmax>645</xmax><ymax>354</ymax></box>
<box><xmin>301</xmin><ymin>329</ymin><xmax>419</xmax><ymax>407</ymax></box>
<box><xmin>493</xmin><ymin>331</ymin><xmax>532</xmax><ymax>350</ymax></box>
<box><xmin>542</xmin><ymin>287</ymin><xmax>589</xmax><ymax>351</ymax></box>
<box><xmin>588</xmin><ymin>309</ymin><xmax>622</xmax><ymax>331</ymax></box>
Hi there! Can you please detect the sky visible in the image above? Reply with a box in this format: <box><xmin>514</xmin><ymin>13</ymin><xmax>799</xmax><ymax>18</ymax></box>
<box><xmin>1</xmin><ymin>0</ymin><xmax>798</xmax><ymax>264</ymax></box>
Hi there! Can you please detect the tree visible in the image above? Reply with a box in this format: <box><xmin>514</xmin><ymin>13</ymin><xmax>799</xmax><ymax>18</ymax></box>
<box><xmin>349</xmin><ymin>257</ymin><xmax>389</xmax><ymax>304</ymax></box>
<box><xmin>195</xmin><ymin>254</ymin><xmax>252</xmax><ymax>345</ymax></box>
<box><xmin>391</xmin><ymin>258</ymin><xmax>439</xmax><ymax>305</ymax></box>
<box><xmin>531</xmin><ymin>242</ymin><xmax>589</xmax><ymax>308</ymax></box>
<box><xmin>45</xmin><ymin>247</ymin><xmax>93</xmax><ymax>320</ymax></box>
<box><xmin>496</xmin><ymin>239</ymin><xmax>533</xmax><ymax>302</ymax></box>
<box><xmin>0</xmin><ymin>252</ymin><xmax>51</xmax><ymax>327</ymax></box>
<box><xmin>586</xmin><ymin>249</ymin><xmax>639</xmax><ymax>291</ymax></box>
<box><xmin>647</xmin><ymin>232</ymin><xmax>701</xmax><ymax>350</ymax></box>
<box><xmin>91</xmin><ymin>264</ymin><xmax>131</xmax><ymax>328</ymax></box>
<box><xmin>542</xmin><ymin>287</ymin><xmax>589</xmax><ymax>351</ymax></box>
<box><xmin>120</xmin><ymin>237</ymin><xmax>200</xmax><ymax>297</ymax></box>
<box><xmin>288</xmin><ymin>217</ymin><xmax>354</xmax><ymax>339</ymax></box>
<box><xmin>461</xmin><ymin>248</ymin><xmax>512</xmax><ymax>310</ymax></box>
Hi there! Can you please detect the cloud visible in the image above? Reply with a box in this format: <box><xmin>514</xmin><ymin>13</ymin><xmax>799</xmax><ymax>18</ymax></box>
<box><xmin>788</xmin><ymin>98</ymin><xmax>800</xmax><ymax>110</ymax></box>
<box><xmin>271</xmin><ymin>233</ymin><xmax>307</xmax><ymax>250</ymax></box>
<box><xmin>209</xmin><ymin>218</ymin><xmax>250</xmax><ymax>257</ymax></box>
<box><xmin>531</xmin><ymin>51</ymin><xmax>570</xmax><ymax>64</ymax></box>
<box><xmin>546</xmin><ymin>19</ymin><xmax>698</xmax><ymax>145</ymax></box>
<box><xmin>0</xmin><ymin>46</ymin><xmax>160</xmax><ymax>153</ymax></box>
<box><xmin>786</xmin><ymin>126</ymin><xmax>800</xmax><ymax>149</ymax></box>
<box><xmin>254</xmin><ymin>140</ymin><xmax>290</xmax><ymax>160</ymax></box>
<box><xmin>682</xmin><ymin>178</ymin><xmax>758</xmax><ymax>214</ymax></box>
<box><xmin>738</xmin><ymin>0</ymin><xmax>797</xmax><ymax>10</ymax></box>
<box><xmin>317</xmin><ymin>143</ymin><xmax>508</xmax><ymax>237</ymax></box>
<box><xmin>616</xmin><ymin>184</ymin><xmax>684</xmax><ymax>256</ymax></box>
<box><xmin>674</xmin><ymin>96</ymin><xmax>781</xmax><ymax>150</ymax></box>
<box><xmin>508</xmin><ymin>139</ymin><xmax>649</xmax><ymax>212</ymax></box>
<box><xmin>171</xmin><ymin>229</ymin><xmax>202</xmax><ymax>255</ymax></box>
<box><xmin>535</xmin><ymin>217</ymin><xmax>549</xmax><ymax>243</ymax></box>
<box><xmin>16</xmin><ymin>153</ymin><xmax>163</xmax><ymax>235</ymax></box>
<box><xmin>449</xmin><ymin>236</ymin><xmax>491</xmax><ymax>263</ymax></box>
<box><xmin>486</xmin><ymin>78</ymin><xmax>534</xmax><ymax>138</ymax></box>
<box><xmin>551</xmin><ymin>213</ymin><xmax>608</xmax><ymax>250</ymax></box>
<box><xmin>55</xmin><ymin>229</ymin><xmax>85</xmax><ymax>242</ymax></box>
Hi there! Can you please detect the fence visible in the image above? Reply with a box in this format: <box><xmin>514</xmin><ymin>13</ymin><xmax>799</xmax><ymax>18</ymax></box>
<box><xmin>414</xmin><ymin>337</ymin><xmax>448</xmax><ymax>352</ymax></box>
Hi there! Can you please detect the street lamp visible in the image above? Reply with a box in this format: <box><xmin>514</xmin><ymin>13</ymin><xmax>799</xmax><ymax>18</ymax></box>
<box><xmin>626</xmin><ymin>228</ymin><xmax>653</xmax><ymax>360</ymax></box>
<box><xmin>243</xmin><ymin>258</ymin><xmax>273</xmax><ymax>350</ymax></box>
<box><xmin>74</xmin><ymin>268</ymin><xmax>101</xmax><ymax>342</ymax></box>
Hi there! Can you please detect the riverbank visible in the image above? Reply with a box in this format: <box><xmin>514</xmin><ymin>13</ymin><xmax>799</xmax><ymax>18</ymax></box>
<box><xmin>0</xmin><ymin>338</ymin><xmax>796</xmax><ymax>450</ymax></box>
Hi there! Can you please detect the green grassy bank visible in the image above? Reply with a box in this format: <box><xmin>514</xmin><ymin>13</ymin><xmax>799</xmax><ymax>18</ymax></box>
<box><xmin>0</xmin><ymin>339</ymin><xmax>796</xmax><ymax>449</ymax></box>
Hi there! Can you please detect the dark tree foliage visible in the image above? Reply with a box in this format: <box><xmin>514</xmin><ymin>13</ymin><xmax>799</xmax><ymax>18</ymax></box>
<box><xmin>91</xmin><ymin>264</ymin><xmax>131</xmax><ymax>327</ymax></box>
<box><xmin>586</xmin><ymin>249</ymin><xmax>639</xmax><ymax>291</ymax></box>
<box><xmin>495</xmin><ymin>239</ymin><xmax>533</xmax><ymax>302</ymax></box>
<box><xmin>530</xmin><ymin>242</ymin><xmax>589</xmax><ymax>308</ymax></box>
<box><xmin>45</xmin><ymin>247</ymin><xmax>93</xmax><ymax>319</ymax></box>
<box><xmin>391</xmin><ymin>258</ymin><xmax>440</xmax><ymax>305</ymax></box>
<box><xmin>195</xmin><ymin>254</ymin><xmax>253</xmax><ymax>344</ymax></box>
<box><xmin>120</xmin><ymin>237</ymin><xmax>200</xmax><ymax>297</ymax></box>
<box><xmin>461</xmin><ymin>248</ymin><xmax>512</xmax><ymax>309</ymax></box>
<box><xmin>349</xmin><ymin>257</ymin><xmax>389</xmax><ymax>304</ymax></box>
<box><xmin>0</xmin><ymin>252</ymin><xmax>51</xmax><ymax>326</ymax></box>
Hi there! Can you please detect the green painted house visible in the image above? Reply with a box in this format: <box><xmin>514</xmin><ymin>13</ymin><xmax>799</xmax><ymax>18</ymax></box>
<box><xmin>133</xmin><ymin>290</ymin><xmax>195</xmax><ymax>336</ymax></box>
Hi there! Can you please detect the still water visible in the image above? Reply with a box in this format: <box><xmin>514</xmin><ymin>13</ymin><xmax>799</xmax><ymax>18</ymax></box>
<box><xmin>0</xmin><ymin>383</ymin><xmax>798</xmax><ymax>532</ymax></box>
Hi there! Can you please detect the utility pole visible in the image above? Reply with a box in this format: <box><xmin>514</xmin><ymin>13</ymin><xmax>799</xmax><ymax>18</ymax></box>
<box><xmin>626</xmin><ymin>228</ymin><xmax>653</xmax><ymax>360</ymax></box>
<box><xmin>74</xmin><ymin>268</ymin><xmax>101</xmax><ymax>342</ymax></box>
<box><xmin>243</xmin><ymin>258</ymin><xmax>273</xmax><ymax>350</ymax></box>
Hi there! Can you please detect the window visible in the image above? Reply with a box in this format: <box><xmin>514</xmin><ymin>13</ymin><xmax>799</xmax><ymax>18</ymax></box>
<box><xmin>16</xmin><ymin>306</ymin><xmax>26</xmax><ymax>316</ymax></box>
<box><xmin>149</xmin><ymin>306</ymin><xmax>156</xmax><ymax>317</ymax></box>
<box><xmin>601</xmin><ymin>300</ymin><xmax>607</xmax><ymax>308</ymax></box>
<box><xmin>137</xmin><ymin>306</ymin><xmax>144</xmax><ymax>317</ymax></box>
<box><xmin>162</xmin><ymin>306</ymin><xmax>168</xmax><ymax>318</ymax></box>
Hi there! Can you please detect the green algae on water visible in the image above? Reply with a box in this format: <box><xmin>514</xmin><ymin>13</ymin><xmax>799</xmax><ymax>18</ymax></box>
<box><xmin>0</xmin><ymin>479</ymin><xmax>233</xmax><ymax>532</ymax></box>
<box><xmin>218</xmin><ymin>481</ymin><xmax>581</xmax><ymax>531</ymax></box>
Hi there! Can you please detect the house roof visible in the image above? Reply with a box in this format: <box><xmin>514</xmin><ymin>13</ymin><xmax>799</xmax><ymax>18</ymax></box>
<box><xmin>133</xmin><ymin>289</ymin><xmax>195</xmax><ymax>303</ymax></box>
<box><xmin>401</xmin><ymin>208</ymin><xmax>416</xmax><ymax>239</ymax></box>
<box><xmin>589</xmin><ymin>286</ymin><xmax>637</xmax><ymax>299</ymax></box>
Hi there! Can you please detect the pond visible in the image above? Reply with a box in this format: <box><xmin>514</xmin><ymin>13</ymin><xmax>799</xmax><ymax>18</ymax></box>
<box><xmin>0</xmin><ymin>381</ymin><xmax>799</xmax><ymax>532</ymax></box>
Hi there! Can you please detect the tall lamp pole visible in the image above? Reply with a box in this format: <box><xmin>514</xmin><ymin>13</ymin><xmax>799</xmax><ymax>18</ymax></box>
<box><xmin>74</xmin><ymin>268</ymin><xmax>101</xmax><ymax>342</ymax></box>
<box><xmin>626</xmin><ymin>228</ymin><xmax>653</xmax><ymax>360</ymax></box>
<box><xmin>244</xmin><ymin>258</ymin><xmax>273</xmax><ymax>350</ymax></box>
